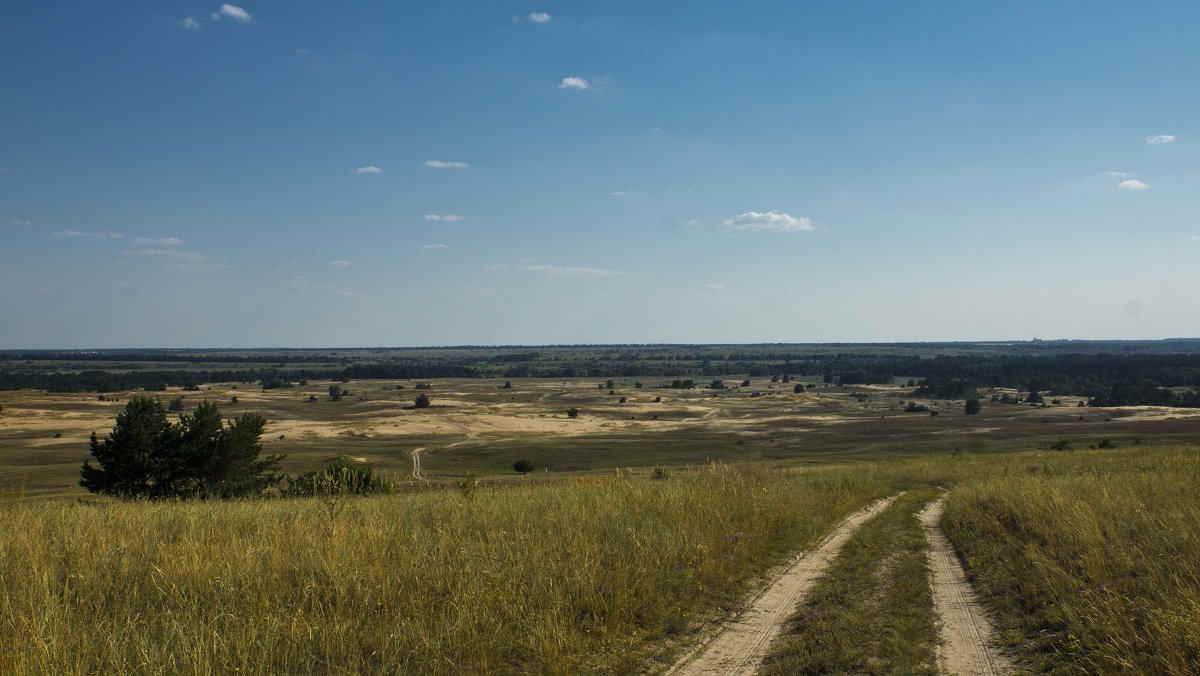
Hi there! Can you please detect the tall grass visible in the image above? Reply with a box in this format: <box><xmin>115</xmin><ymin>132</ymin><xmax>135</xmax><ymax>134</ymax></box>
<box><xmin>0</xmin><ymin>464</ymin><xmax>889</xmax><ymax>674</ymax></box>
<box><xmin>942</xmin><ymin>447</ymin><xmax>1200</xmax><ymax>674</ymax></box>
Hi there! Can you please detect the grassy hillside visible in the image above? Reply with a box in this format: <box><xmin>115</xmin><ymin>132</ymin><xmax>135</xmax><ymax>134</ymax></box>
<box><xmin>943</xmin><ymin>447</ymin><xmax>1200</xmax><ymax>674</ymax></box>
<box><xmin>0</xmin><ymin>463</ymin><xmax>890</xmax><ymax>674</ymax></box>
<box><xmin>3</xmin><ymin>446</ymin><xmax>1197</xmax><ymax>673</ymax></box>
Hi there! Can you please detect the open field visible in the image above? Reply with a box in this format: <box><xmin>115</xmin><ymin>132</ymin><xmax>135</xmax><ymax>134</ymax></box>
<box><xmin>2</xmin><ymin>448</ymin><xmax>1198</xmax><ymax>673</ymax></box>
<box><xmin>2</xmin><ymin>353</ymin><xmax>1199</xmax><ymax>672</ymax></box>
<box><xmin>4</xmin><ymin>373</ymin><xmax>1200</xmax><ymax>498</ymax></box>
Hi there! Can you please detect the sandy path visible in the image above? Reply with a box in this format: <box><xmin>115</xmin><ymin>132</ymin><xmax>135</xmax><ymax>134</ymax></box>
<box><xmin>668</xmin><ymin>494</ymin><xmax>901</xmax><ymax>676</ymax></box>
<box><xmin>920</xmin><ymin>498</ymin><xmax>1016</xmax><ymax>676</ymax></box>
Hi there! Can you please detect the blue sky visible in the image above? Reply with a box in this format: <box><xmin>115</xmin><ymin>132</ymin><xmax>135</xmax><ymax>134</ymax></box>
<box><xmin>2</xmin><ymin>2</ymin><xmax>1198</xmax><ymax>348</ymax></box>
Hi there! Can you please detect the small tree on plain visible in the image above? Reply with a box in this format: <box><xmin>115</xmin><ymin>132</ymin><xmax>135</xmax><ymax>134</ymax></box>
<box><xmin>328</xmin><ymin>384</ymin><xmax>342</xmax><ymax>401</ymax></box>
<box><xmin>513</xmin><ymin>458</ymin><xmax>534</xmax><ymax>474</ymax></box>
<box><xmin>414</xmin><ymin>393</ymin><xmax>431</xmax><ymax>409</ymax></box>
<box><xmin>965</xmin><ymin>398</ymin><xmax>982</xmax><ymax>415</ymax></box>
<box><xmin>566</xmin><ymin>407</ymin><xmax>579</xmax><ymax>418</ymax></box>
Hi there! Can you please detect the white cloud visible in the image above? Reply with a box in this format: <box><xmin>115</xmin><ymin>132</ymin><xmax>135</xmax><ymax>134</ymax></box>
<box><xmin>1103</xmin><ymin>171</ymin><xmax>1131</xmax><ymax>178</ymax></box>
<box><xmin>13</xmin><ymin>220</ymin><xmax>31</xmax><ymax>226</ymax></box>
<box><xmin>1147</xmin><ymin>135</ymin><xmax>1177</xmax><ymax>145</ymax></box>
<box><xmin>49</xmin><ymin>230</ymin><xmax>122</xmax><ymax>240</ymax></box>
<box><xmin>133</xmin><ymin>237</ymin><xmax>184</xmax><ymax>246</ymax></box>
<box><xmin>609</xmin><ymin>190</ymin><xmax>637</xmax><ymax>197</ymax></box>
<box><xmin>422</xmin><ymin>243</ymin><xmax>449</xmax><ymax>250</ymax></box>
<box><xmin>353</xmin><ymin>165</ymin><xmax>383</xmax><ymax>174</ymax></box>
<box><xmin>180</xmin><ymin>17</ymin><xmax>201</xmax><ymax>29</ymax></box>
<box><xmin>528</xmin><ymin>12</ymin><xmax>552</xmax><ymax>23</ymax></box>
<box><xmin>1118</xmin><ymin>179</ymin><xmax>1149</xmax><ymax>190</ymax></box>
<box><xmin>216</xmin><ymin>4</ymin><xmax>252</xmax><ymax>22</ymax></box>
<box><xmin>331</xmin><ymin>260</ymin><xmax>351</xmax><ymax>268</ymax></box>
<box><xmin>517</xmin><ymin>263</ymin><xmax>624</xmax><ymax>277</ymax></box>
<box><xmin>559</xmin><ymin>77</ymin><xmax>591</xmax><ymax>90</ymax></box>
<box><xmin>1189</xmin><ymin>235</ymin><xmax>1200</xmax><ymax>242</ymax></box>
<box><xmin>424</xmin><ymin>214</ymin><xmax>464</xmax><ymax>222</ymax></box>
<box><xmin>295</xmin><ymin>48</ymin><xmax>309</xmax><ymax>55</ymax></box>
<box><xmin>424</xmin><ymin>160</ymin><xmax>470</xmax><ymax>169</ymax></box>
<box><xmin>723</xmin><ymin>211</ymin><xmax>815</xmax><ymax>232</ymax></box>
<box><xmin>699</xmin><ymin>283</ymin><xmax>726</xmax><ymax>292</ymax></box>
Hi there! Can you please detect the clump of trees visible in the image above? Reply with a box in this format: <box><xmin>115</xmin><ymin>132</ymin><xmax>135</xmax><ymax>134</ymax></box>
<box><xmin>513</xmin><ymin>458</ymin><xmax>534</xmax><ymax>474</ymax></box>
<box><xmin>965</xmin><ymin>398</ymin><xmax>981</xmax><ymax>415</ymax></box>
<box><xmin>80</xmin><ymin>396</ymin><xmax>283</xmax><ymax>499</ymax></box>
<box><xmin>414</xmin><ymin>393</ymin><xmax>431</xmax><ymax>409</ymax></box>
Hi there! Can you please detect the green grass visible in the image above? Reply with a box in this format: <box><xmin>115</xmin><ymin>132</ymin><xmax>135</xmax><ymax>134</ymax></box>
<box><xmin>760</xmin><ymin>489</ymin><xmax>941</xmax><ymax>676</ymax></box>
<box><xmin>0</xmin><ymin>463</ymin><xmax>892</xmax><ymax>674</ymax></box>
<box><xmin>942</xmin><ymin>447</ymin><xmax>1200</xmax><ymax>674</ymax></box>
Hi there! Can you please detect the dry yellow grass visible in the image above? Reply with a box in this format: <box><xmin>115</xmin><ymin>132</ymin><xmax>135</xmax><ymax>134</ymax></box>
<box><xmin>942</xmin><ymin>446</ymin><xmax>1200</xmax><ymax>674</ymax></box>
<box><xmin>0</xmin><ymin>463</ymin><xmax>889</xmax><ymax>674</ymax></box>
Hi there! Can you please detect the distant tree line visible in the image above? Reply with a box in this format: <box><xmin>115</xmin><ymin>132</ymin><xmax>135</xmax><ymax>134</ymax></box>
<box><xmin>0</xmin><ymin>362</ymin><xmax>483</xmax><ymax>393</ymax></box>
<box><xmin>7</xmin><ymin>350</ymin><xmax>1200</xmax><ymax>408</ymax></box>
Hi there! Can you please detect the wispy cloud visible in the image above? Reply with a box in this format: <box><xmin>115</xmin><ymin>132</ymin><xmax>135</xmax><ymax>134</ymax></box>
<box><xmin>424</xmin><ymin>160</ymin><xmax>470</xmax><ymax>169</ymax></box>
<box><xmin>1118</xmin><ymin>179</ymin><xmax>1149</xmax><ymax>190</ymax></box>
<box><xmin>609</xmin><ymin>190</ymin><xmax>637</xmax><ymax>197</ymax></box>
<box><xmin>559</xmin><ymin>76</ymin><xmax>591</xmax><ymax>90</ymax></box>
<box><xmin>13</xmin><ymin>220</ymin><xmax>31</xmax><ymax>226</ymax></box>
<box><xmin>424</xmin><ymin>214</ymin><xmax>463</xmax><ymax>222</ymax></box>
<box><xmin>1147</xmin><ymin>134</ymin><xmax>1177</xmax><ymax>145</ymax></box>
<box><xmin>331</xmin><ymin>260</ymin><xmax>351</xmax><ymax>268</ymax></box>
<box><xmin>353</xmin><ymin>165</ymin><xmax>383</xmax><ymax>174</ymax></box>
<box><xmin>1103</xmin><ymin>171</ymin><xmax>1131</xmax><ymax>178</ymax></box>
<box><xmin>121</xmin><ymin>248</ymin><xmax>230</xmax><ymax>270</ymax></box>
<box><xmin>528</xmin><ymin>12</ymin><xmax>552</xmax><ymax>23</ymax></box>
<box><xmin>180</xmin><ymin>17</ymin><xmax>201</xmax><ymax>29</ymax></box>
<box><xmin>288</xmin><ymin>277</ymin><xmax>361</xmax><ymax>298</ymax></box>
<box><xmin>133</xmin><ymin>237</ymin><xmax>184</xmax><ymax>246</ymax></box>
<box><xmin>517</xmin><ymin>263</ymin><xmax>624</xmax><ymax>277</ymax></box>
<box><xmin>723</xmin><ymin>211</ymin><xmax>815</xmax><ymax>232</ymax></box>
<box><xmin>122</xmin><ymin>248</ymin><xmax>208</xmax><ymax>262</ymax></box>
<box><xmin>421</xmin><ymin>243</ymin><xmax>449</xmax><ymax>250</ymax></box>
<box><xmin>214</xmin><ymin>4</ymin><xmax>252</xmax><ymax>22</ymax></box>
<box><xmin>698</xmin><ymin>283</ymin><xmax>726</xmax><ymax>292</ymax></box>
<box><xmin>49</xmin><ymin>230</ymin><xmax>122</xmax><ymax>240</ymax></box>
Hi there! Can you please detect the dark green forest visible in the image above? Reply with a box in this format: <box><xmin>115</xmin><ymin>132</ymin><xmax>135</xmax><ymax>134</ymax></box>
<box><xmin>3</xmin><ymin>342</ymin><xmax>1200</xmax><ymax>407</ymax></box>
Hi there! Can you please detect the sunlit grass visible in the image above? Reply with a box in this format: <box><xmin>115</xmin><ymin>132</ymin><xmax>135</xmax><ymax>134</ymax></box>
<box><xmin>942</xmin><ymin>447</ymin><xmax>1200</xmax><ymax>674</ymax></box>
<box><xmin>0</xmin><ymin>463</ymin><xmax>889</xmax><ymax>674</ymax></box>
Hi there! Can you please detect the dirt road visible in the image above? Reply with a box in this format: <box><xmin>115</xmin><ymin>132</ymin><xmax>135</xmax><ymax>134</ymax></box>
<box><xmin>668</xmin><ymin>494</ymin><xmax>901</xmax><ymax>675</ymax></box>
<box><xmin>920</xmin><ymin>498</ymin><xmax>1016</xmax><ymax>676</ymax></box>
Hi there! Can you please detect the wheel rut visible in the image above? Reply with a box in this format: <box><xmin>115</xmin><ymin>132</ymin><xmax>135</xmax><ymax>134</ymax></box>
<box><xmin>668</xmin><ymin>494</ymin><xmax>901</xmax><ymax>676</ymax></box>
<box><xmin>920</xmin><ymin>498</ymin><xmax>1016</xmax><ymax>676</ymax></box>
